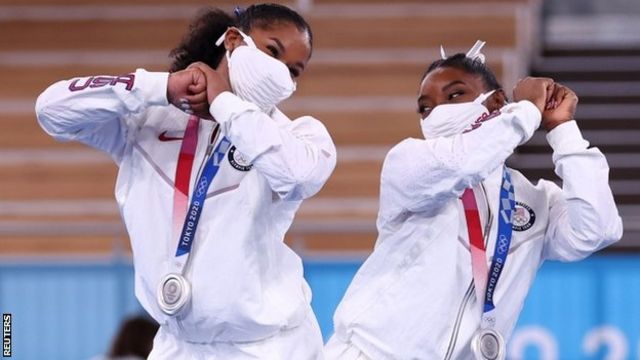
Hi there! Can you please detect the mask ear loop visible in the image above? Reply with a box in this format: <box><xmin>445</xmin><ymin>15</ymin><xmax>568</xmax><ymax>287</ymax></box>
<box><xmin>214</xmin><ymin>27</ymin><xmax>256</xmax><ymax>48</ymax></box>
<box><xmin>216</xmin><ymin>28</ymin><xmax>297</xmax><ymax>90</ymax></box>
<box><xmin>474</xmin><ymin>89</ymin><xmax>496</xmax><ymax>105</ymax></box>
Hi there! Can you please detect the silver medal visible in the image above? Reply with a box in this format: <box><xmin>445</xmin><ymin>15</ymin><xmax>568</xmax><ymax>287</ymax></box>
<box><xmin>471</xmin><ymin>328</ymin><xmax>505</xmax><ymax>360</ymax></box>
<box><xmin>157</xmin><ymin>273</ymin><xmax>191</xmax><ymax>316</ymax></box>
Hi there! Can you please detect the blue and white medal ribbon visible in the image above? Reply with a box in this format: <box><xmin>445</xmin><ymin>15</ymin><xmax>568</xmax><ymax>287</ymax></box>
<box><xmin>463</xmin><ymin>167</ymin><xmax>515</xmax><ymax>360</ymax></box>
<box><xmin>482</xmin><ymin>168</ymin><xmax>515</xmax><ymax>325</ymax></box>
<box><xmin>158</xmin><ymin>133</ymin><xmax>232</xmax><ymax>316</ymax></box>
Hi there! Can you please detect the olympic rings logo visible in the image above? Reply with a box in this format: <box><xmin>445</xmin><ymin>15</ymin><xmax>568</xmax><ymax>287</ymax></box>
<box><xmin>498</xmin><ymin>234</ymin><xmax>509</xmax><ymax>253</ymax></box>
<box><xmin>196</xmin><ymin>178</ymin><xmax>208</xmax><ymax>197</ymax></box>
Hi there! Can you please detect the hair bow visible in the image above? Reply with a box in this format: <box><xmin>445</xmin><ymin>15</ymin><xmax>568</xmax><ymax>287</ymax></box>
<box><xmin>440</xmin><ymin>40</ymin><xmax>487</xmax><ymax>64</ymax></box>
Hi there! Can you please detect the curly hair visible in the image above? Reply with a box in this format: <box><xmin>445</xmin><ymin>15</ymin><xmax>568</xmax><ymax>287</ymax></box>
<box><xmin>169</xmin><ymin>3</ymin><xmax>313</xmax><ymax>72</ymax></box>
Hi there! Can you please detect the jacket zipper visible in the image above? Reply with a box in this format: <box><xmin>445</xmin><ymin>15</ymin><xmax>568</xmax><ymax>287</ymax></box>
<box><xmin>444</xmin><ymin>184</ymin><xmax>493</xmax><ymax>359</ymax></box>
<box><xmin>443</xmin><ymin>280</ymin><xmax>475</xmax><ymax>359</ymax></box>
<box><xmin>193</xmin><ymin>123</ymin><xmax>220</xmax><ymax>182</ymax></box>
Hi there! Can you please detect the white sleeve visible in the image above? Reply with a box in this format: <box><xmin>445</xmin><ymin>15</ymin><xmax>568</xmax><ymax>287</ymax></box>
<box><xmin>35</xmin><ymin>69</ymin><xmax>169</xmax><ymax>163</ymax></box>
<box><xmin>379</xmin><ymin>100</ymin><xmax>541</xmax><ymax>219</ymax></box>
<box><xmin>209</xmin><ymin>92</ymin><xmax>337</xmax><ymax>200</ymax></box>
<box><xmin>542</xmin><ymin>121</ymin><xmax>623</xmax><ymax>261</ymax></box>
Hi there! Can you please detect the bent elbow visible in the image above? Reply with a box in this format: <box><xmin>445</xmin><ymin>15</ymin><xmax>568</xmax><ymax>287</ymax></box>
<box><xmin>35</xmin><ymin>85</ymin><xmax>67</xmax><ymax>139</ymax></box>
<box><xmin>570</xmin><ymin>216</ymin><xmax>623</xmax><ymax>257</ymax></box>
<box><xmin>35</xmin><ymin>89</ymin><xmax>50</xmax><ymax>126</ymax></box>
<box><xmin>273</xmin><ymin>176</ymin><xmax>321</xmax><ymax>201</ymax></box>
<box><xmin>590</xmin><ymin>211</ymin><xmax>624</xmax><ymax>249</ymax></box>
<box><xmin>275</xmin><ymin>157</ymin><xmax>335</xmax><ymax>202</ymax></box>
<box><xmin>601</xmin><ymin>215</ymin><xmax>624</xmax><ymax>247</ymax></box>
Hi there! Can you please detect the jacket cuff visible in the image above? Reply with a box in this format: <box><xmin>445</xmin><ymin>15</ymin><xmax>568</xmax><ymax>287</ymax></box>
<box><xmin>501</xmin><ymin>100</ymin><xmax>542</xmax><ymax>142</ymax></box>
<box><xmin>209</xmin><ymin>91</ymin><xmax>260</xmax><ymax>124</ymax></box>
<box><xmin>136</xmin><ymin>69</ymin><xmax>169</xmax><ymax>106</ymax></box>
<box><xmin>546</xmin><ymin>120</ymin><xmax>589</xmax><ymax>154</ymax></box>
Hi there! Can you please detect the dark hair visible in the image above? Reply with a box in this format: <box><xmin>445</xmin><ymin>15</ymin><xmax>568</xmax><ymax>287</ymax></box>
<box><xmin>169</xmin><ymin>3</ymin><xmax>313</xmax><ymax>72</ymax></box>
<box><xmin>421</xmin><ymin>53</ymin><xmax>502</xmax><ymax>91</ymax></box>
<box><xmin>107</xmin><ymin>315</ymin><xmax>159</xmax><ymax>358</ymax></box>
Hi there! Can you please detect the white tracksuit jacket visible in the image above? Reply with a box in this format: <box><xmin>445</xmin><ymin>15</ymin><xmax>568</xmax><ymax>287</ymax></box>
<box><xmin>35</xmin><ymin>69</ymin><xmax>336</xmax><ymax>358</ymax></box>
<box><xmin>327</xmin><ymin>100</ymin><xmax>623</xmax><ymax>359</ymax></box>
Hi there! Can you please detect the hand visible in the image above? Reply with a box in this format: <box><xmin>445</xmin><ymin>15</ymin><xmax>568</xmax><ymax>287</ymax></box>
<box><xmin>167</xmin><ymin>67</ymin><xmax>211</xmax><ymax>119</ymax></box>
<box><xmin>541</xmin><ymin>84</ymin><xmax>578</xmax><ymax>131</ymax></box>
<box><xmin>512</xmin><ymin>77</ymin><xmax>555</xmax><ymax>113</ymax></box>
<box><xmin>187</xmin><ymin>62</ymin><xmax>231</xmax><ymax>105</ymax></box>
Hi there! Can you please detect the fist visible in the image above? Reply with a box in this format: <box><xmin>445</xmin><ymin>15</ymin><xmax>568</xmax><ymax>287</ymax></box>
<box><xmin>513</xmin><ymin>77</ymin><xmax>555</xmax><ymax>113</ymax></box>
<box><xmin>187</xmin><ymin>62</ymin><xmax>231</xmax><ymax>104</ymax></box>
<box><xmin>167</xmin><ymin>67</ymin><xmax>211</xmax><ymax>119</ymax></box>
<box><xmin>542</xmin><ymin>84</ymin><xmax>578</xmax><ymax>131</ymax></box>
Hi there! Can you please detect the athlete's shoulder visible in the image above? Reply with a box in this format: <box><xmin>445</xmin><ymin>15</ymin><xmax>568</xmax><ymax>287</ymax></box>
<box><xmin>385</xmin><ymin>137</ymin><xmax>427</xmax><ymax>161</ymax></box>
<box><xmin>274</xmin><ymin>109</ymin><xmax>334</xmax><ymax>143</ymax></box>
<box><xmin>509</xmin><ymin>167</ymin><xmax>558</xmax><ymax>205</ymax></box>
<box><xmin>508</xmin><ymin>167</ymin><xmax>544</xmax><ymax>189</ymax></box>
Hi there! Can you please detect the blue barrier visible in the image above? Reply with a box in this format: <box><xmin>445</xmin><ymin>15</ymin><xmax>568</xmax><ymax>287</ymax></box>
<box><xmin>0</xmin><ymin>255</ymin><xmax>639</xmax><ymax>359</ymax></box>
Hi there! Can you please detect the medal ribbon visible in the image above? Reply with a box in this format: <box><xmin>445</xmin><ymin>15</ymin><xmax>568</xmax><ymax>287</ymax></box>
<box><xmin>171</xmin><ymin>117</ymin><xmax>231</xmax><ymax>269</ymax></box>
<box><xmin>171</xmin><ymin>116</ymin><xmax>200</xmax><ymax>251</ymax></box>
<box><xmin>174</xmin><ymin>136</ymin><xmax>230</xmax><ymax>259</ymax></box>
<box><xmin>462</xmin><ymin>167</ymin><xmax>515</xmax><ymax>329</ymax></box>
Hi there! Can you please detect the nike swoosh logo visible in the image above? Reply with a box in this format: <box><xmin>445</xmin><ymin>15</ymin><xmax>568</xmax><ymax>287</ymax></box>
<box><xmin>158</xmin><ymin>131</ymin><xmax>183</xmax><ymax>142</ymax></box>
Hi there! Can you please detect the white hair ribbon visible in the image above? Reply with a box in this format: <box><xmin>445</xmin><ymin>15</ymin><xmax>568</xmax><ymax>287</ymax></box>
<box><xmin>439</xmin><ymin>40</ymin><xmax>487</xmax><ymax>64</ymax></box>
<box><xmin>466</xmin><ymin>40</ymin><xmax>487</xmax><ymax>63</ymax></box>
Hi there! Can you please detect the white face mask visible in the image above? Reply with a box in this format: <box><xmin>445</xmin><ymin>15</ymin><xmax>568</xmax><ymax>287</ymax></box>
<box><xmin>215</xmin><ymin>28</ymin><xmax>297</xmax><ymax>113</ymax></box>
<box><xmin>420</xmin><ymin>90</ymin><xmax>495</xmax><ymax>139</ymax></box>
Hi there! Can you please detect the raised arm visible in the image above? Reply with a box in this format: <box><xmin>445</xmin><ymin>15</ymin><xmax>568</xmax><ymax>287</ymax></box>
<box><xmin>35</xmin><ymin>69</ymin><xmax>168</xmax><ymax>163</ymax></box>
<box><xmin>210</xmin><ymin>92</ymin><xmax>336</xmax><ymax>201</ymax></box>
<box><xmin>541</xmin><ymin>85</ymin><xmax>623</xmax><ymax>260</ymax></box>
<box><xmin>380</xmin><ymin>99</ymin><xmax>541</xmax><ymax>218</ymax></box>
<box><xmin>378</xmin><ymin>77</ymin><xmax>555</xmax><ymax>220</ymax></box>
<box><xmin>35</xmin><ymin>68</ymin><xmax>208</xmax><ymax>163</ymax></box>
<box><xmin>191</xmin><ymin>62</ymin><xmax>336</xmax><ymax>200</ymax></box>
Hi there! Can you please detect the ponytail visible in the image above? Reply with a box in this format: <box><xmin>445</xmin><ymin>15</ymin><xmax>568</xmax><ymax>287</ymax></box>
<box><xmin>169</xmin><ymin>8</ymin><xmax>233</xmax><ymax>72</ymax></box>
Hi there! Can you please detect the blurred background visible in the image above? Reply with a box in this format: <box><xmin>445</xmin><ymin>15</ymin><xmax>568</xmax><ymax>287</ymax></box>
<box><xmin>1</xmin><ymin>0</ymin><xmax>640</xmax><ymax>359</ymax></box>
